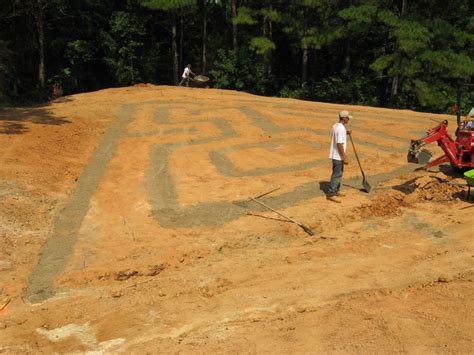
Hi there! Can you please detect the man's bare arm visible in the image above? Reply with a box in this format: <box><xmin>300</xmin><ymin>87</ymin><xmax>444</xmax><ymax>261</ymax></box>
<box><xmin>337</xmin><ymin>143</ymin><xmax>348</xmax><ymax>164</ymax></box>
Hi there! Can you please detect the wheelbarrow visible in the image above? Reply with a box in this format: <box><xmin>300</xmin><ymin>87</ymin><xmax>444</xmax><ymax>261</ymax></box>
<box><xmin>464</xmin><ymin>169</ymin><xmax>474</xmax><ymax>201</ymax></box>
<box><xmin>192</xmin><ymin>75</ymin><xmax>210</xmax><ymax>88</ymax></box>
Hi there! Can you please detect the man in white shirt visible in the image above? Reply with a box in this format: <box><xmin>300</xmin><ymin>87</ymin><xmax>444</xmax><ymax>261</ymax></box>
<box><xmin>179</xmin><ymin>64</ymin><xmax>195</xmax><ymax>87</ymax></box>
<box><xmin>327</xmin><ymin>110</ymin><xmax>352</xmax><ymax>203</ymax></box>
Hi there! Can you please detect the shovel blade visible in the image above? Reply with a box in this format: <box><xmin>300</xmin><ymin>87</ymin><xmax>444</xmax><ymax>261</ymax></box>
<box><xmin>362</xmin><ymin>179</ymin><xmax>372</xmax><ymax>193</ymax></box>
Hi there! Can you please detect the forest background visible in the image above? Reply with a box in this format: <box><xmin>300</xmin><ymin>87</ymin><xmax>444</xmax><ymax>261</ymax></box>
<box><xmin>0</xmin><ymin>0</ymin><xmax>473</xmax><ymax>114</ymax></box>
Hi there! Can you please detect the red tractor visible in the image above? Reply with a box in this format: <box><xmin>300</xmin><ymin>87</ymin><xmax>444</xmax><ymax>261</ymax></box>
<box><xmin>407</xmin><ymin>119</ymin><xmax>474</xmax><ymax>170</ymax></box>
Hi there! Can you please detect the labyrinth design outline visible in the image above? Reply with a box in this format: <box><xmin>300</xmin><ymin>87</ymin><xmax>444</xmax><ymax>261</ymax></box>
<box><xmin>26</xmin><ymin>100</ymin><xmax>418</xmax><ymax>303</ymax></box>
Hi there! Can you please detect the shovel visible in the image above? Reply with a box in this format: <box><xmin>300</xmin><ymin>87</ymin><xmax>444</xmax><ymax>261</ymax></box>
<box><xmin>249</xmin><ymin>197</ymin><xmax>315</xmax><ymax>236</ymax></box>
<box><xmin>349</xmin><ymin>134</ymin><xmax>371</xmax><ymax>193</ymax></box>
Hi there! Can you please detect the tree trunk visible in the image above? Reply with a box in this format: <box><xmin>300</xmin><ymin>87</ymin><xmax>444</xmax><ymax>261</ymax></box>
<box><xmin>267</xmin><ymin>4</ymin><xmax>273</xmax><ymax>76</ymax></box>
<box><xmin>36</xmin><ymin>0</ymin><xmax>45</xmax><ymax>92</ymax></box>
<box><xmin>390</xmin><ymin>0</ymin><xmax>407</xmax><ymax>105</ymax></box>
<box><xmin>380</xmin><ymin>68</ymin><xmax>389</xmax><ymax>107</ymax></box>
<box><xmin>232</xmin><ymin>0</ymin><xmax>237</xmax><ymax>51</ymax></box>
<box><xmin>149</xmin><ymin>13</ymin><xmax>156</xmax><ymax>46</ymax></box>
<box><xmin>202</xmin><ymin>0</ymin><xmax>207</xmax><ymax>73</ymax></box>
<box><xmin>179</xmin><ymin>9</ymin><xmax>183</xmax><ymax>73</ymax></box>
<box><xmin>401</xmin><ymin>0</ymin><xmax>407</xmax><ymax>18</ymax></box>
<box><xmin>130</xmin><ymin>54</ymin><xmax>134</xmax><ymax>84</ymax></box>
<box><xmin>263</xmin><ymin>13</ymin><xmax>269</xmax><ymax>75</ymax></box>
<box><xmin>302</xmin><ymin>47</ymin><xmax>308</xmax><ymax>84</ymax></box>
<box><xmin>343</xmin><ymin>40</ymin><xmax>351</xmax><ymax>73</ymax></box>
<box><xmin>456</xmin><ymin>88</ymin><xmax>461</xmax><ymax>126</ymax></box>
<box><xmin>391</xmin><ymin>75</ymin><xmax>399</xmax><ymax>98</ymax></box>
<box><xmin>172</xmin><ymin>13</ymin><xmax>178</xmax><ymax>85</ymax></box>
<box><xmin>301</xmin><ymin>8</ymin><xmax>308</xmax><ymax>84</ymax></box>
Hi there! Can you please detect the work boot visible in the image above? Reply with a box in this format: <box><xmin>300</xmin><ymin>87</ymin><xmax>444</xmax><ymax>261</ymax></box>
<box><xmin>326</xmin><ymin>195</ymin><xmax>341</xmax><ymax>203</ymax></box>
<box><xmin>336</xmin><ymin>191</ymin><xmax>346</xmax><ymax>197</ymax></box>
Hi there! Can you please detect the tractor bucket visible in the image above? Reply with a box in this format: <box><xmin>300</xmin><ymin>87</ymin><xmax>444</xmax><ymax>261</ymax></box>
<box><xmin>407</xmin><ymin>140</ymin><xmax>432</xmax><ymax>164</ymax></box>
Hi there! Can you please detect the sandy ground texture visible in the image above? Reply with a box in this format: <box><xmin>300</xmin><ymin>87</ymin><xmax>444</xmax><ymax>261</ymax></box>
<box><xmin>0</xmin><ymin>85</ymin><xmax>473</xmax><ymax>353</ymax></box>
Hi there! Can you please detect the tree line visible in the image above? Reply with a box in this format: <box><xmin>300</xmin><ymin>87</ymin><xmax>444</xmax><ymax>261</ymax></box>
<box><xmin>0</xmin><ymin>0</ymin><xmax>473</xmax><ymax>114</ymax></box>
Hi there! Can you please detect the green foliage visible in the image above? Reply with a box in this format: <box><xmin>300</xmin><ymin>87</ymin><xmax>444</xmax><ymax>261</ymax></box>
<box><xmin>280</xmin><ymin>74</ymin><xmax>379</xmax><ymax>107</ymax></box>
<box><xmin>249</xmin><ymin>37</ymin><xmax>275</xmax><ymax>56</ymax></box>
<box><xmin>303</xmin><ymin>0</ymin><xmax>332</xmax><ymax>9</ymax></box>
<box><xmin>259</xmin><ymin>8</ymin><xmax>282</xmax><ymax>23</ymax></box>
<box><xmin>421</xmin><ymin>51</ymin><xmax>474</xmax><ymax>78</ymax></box>
<box><xmin>338</xmin><ymin>4</ymin><xmax>377</xmax><ymax>27</ymax></box>
<box><xmin>209</xmin><ymin>49</ymin><xmax>269</xmax><ymax>95</ymax></box>
<box><xmin>1</xmin><ymin>0</ymin><xmax>472</xmax><ymax>112</ymax></box>
<box><xmin>367</xmin><ymin>2</ymin><xmax>473</xmax><ymax>111</ymax></box>
<box><xmin>66</xmin><ymin>40</ymin><xmax>95</xmax><ymax>65</ymax></box>
<box><xmin>394</xmin><ymin>21</ymin><xmax>431</xmax><ymax>56</ymax></box>
<box><xmin>209</xmin><ymin>50</ymin><xmax>241</xmax><ymax>89</ymax></box>
<box><xmin>279</xmin><ymin>79</ymin><xmax>308</xmax><ymax>100</ymax></box>
<box><xmin>370</xmin><ymin>54</ymin><xmax>392</xmax><ymax>73</ymax></box>
<box><xmin>411</xmin><ymin>80</ymin><xmax>452</xmax><ymax>111</ymax></box>
<box><xmin>377</xmin><ymin>10</ymin><xmax>399</xmax><ymax>27</ymax></box>
<box><xmin>104</xmin><ymin>11</ymin><xmax>146</xmax><ymax>85</ymax></box>
<box><xmin>47</xmin><ymin>67</ymin><xmax>71</xmax><ymax>90</ymax></box>
<box><xmin>60</xmin><ymin>39</ymin><xmax>96</xmax><ymax>90</ymax></box>
<box><xmin>232</xmin><ymin>7</ymin><xmax>257</xmax><ymax>25</ymax></box>
<box><xmin>139</xmin><ymin>0</ymin><xmax>195</xmax><ymax>11</ymax></box>
<box><xmin>301</xmin><ymin>28</ymin><xmax>327</xmax><ymax>49</ymax></box>
<box><xmin>314</xmin><ymin>75</ymin><xmax>373</xmax><ymax>105</ymax></box>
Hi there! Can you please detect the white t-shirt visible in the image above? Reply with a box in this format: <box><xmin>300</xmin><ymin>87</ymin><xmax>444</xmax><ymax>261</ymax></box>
<box><xmin>329</xmin><ymin>122</ymin><xmax>347</xmax><ymax>160</ymax></box>
<box><xmin>182</xmin><ymin>67</ymin><xmax>191</xmax><ymax>78</ymax></box>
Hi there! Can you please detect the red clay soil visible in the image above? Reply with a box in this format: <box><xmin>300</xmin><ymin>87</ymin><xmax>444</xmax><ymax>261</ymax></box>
<box><xmin>0</xmin><ymin>85</ymin><xmax>472</xmax><ymax>352</ymax></box>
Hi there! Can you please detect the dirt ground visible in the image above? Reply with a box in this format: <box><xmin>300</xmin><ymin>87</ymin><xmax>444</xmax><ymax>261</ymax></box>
<box><xmin>0</xmin><ymin>85</ymin><xmax>473</xmax><ymax>353</ymax></box>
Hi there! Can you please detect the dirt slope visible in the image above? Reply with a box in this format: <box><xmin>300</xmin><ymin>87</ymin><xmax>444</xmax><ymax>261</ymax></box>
<box><xmin>0</xmin><ymin>85</ymin><xmax>473</xmax><ymax>352</ymax></box>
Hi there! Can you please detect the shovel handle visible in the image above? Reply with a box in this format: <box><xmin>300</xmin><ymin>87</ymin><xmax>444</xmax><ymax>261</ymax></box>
<box><xmin>349</xmin><ymin>134</ymin><xmax>365</xmax><ymax>178</ymax></box>
<box><xmin>249</xmin><ymin>187</ymin><xmax>280</xmax><ymax>201</ymax></box>
<box><xmin>249</xmin><ymin>197</ymin><xmax>315</xmax><ymax>236</ymax></box>
<box><xmin>249</xmin><ymin>197</ymin><xmax>297</xmax><ymax>223</ymax></box>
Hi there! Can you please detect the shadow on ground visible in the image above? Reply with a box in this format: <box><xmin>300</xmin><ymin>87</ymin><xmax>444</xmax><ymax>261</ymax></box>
<box><xmin>427</xmin><ymin>164</ymin><xmax>467</xmax><ymax>178</ymax></box>
<box><xmin>453</xmin><ymin>190</ymin><xmax>474</xmax><ymax>205</ymax></box>
<box><xmin>320</xmin><ymin>180</ymin><xmax>366</xmax><ymax>194</ymax></box>
<box><xmin>392</xmin><ymin>178</ymin><xmax>418</xmax><ymax>195</ymax></box>
<box><xmin>0</xmin><ymin>100</ymin><xmax>71</xmax><ymax>135</ymax></box>
<box><xmin>319</xmin><ymin>181</ymin><xmax>330</xmax><ymax>194</ymax></box>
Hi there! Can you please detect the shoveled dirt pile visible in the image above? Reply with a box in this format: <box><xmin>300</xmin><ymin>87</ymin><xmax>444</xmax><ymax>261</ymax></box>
<box><xmin>353</xmin><ymin>191</ymin><xmax>408</xmax><ymax>217</ymax></box>
<box><xmin>399</xmin><ymin>174</ymin><xmax>466</xmax><ymax>202</ymax></box>
<box><xmin>353</xmin><ymin>174</ymin><xmax>466</xmax><ymax>218</ymax></box>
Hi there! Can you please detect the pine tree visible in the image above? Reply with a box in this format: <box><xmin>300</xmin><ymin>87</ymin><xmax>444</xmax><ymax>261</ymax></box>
<box><xmin>140</xmin><ymin>0</ymin><xmax>196</xmax><ymax>84</ymax></box>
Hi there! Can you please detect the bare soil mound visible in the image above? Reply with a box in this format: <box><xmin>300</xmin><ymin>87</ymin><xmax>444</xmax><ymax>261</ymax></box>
<box><xmin>0</xmin><ymin>86</ymin><xmax>472</xmax><ymax>352</ymax></box>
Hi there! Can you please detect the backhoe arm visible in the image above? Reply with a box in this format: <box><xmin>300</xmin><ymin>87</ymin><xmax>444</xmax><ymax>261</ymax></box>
<box><xmin>407</xmin><ymin>120</ymin><xmax>458</xmax><ymax>168</ymax></box>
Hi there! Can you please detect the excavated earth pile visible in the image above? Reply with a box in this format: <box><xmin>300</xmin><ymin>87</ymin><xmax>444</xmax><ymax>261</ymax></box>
<box><xmin>0</xmin><ymin>85</ymin><xmax>472</xmax><ymax>352</ymax></box>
